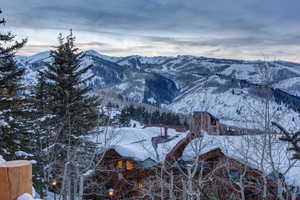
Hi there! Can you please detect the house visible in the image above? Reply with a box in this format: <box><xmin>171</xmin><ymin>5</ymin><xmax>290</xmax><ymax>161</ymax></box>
<box><xmin>190</xmin><ymin>111</ymin><xmax>221</xmax><ymax>135</ymax></box>
<box><xmin>86</xmin><ymin>147</ymin><xmax>298</xmax><ymax>200</ymax></box>
<box><xmin>84</xmin><ymin>111</ymin><xmax>300</xmax><ymax>199</ymax></box>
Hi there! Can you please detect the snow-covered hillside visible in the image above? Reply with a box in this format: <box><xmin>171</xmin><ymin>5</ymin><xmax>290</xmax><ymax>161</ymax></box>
<box><xmin>16</xmin><ymin>50</ymin><xmax>300</xmax><ymax>123</ymax></box>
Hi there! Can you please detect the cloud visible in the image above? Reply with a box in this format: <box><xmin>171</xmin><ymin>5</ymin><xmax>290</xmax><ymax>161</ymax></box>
<box><xmin>2</xmin><ymin>0</ymin><xmax>300</xmax><ymax>61</ymax></box>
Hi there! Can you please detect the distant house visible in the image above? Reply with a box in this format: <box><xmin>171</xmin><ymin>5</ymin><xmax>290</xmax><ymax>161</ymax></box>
<box><xmin>191</xmin><ymin>111</ymin><xmax>221</xmax><ymax>135</ymax></box>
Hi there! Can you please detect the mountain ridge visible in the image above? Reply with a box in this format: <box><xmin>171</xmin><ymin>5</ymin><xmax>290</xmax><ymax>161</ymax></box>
<box><xmin>16</xmin><ymin>50</ymin><xmax>300</xmax><ymax>124</ymax></box>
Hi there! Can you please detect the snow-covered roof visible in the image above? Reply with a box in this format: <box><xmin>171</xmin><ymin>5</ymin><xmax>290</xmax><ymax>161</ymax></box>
<box><xmin>86</xmin><ymin>126</ymin><xmax>187</xmax><ymax>162</ymax></box>
<box><xmin>183</xmin><ymin>133</ymin><xmax>300</xmax><ymax>186</ymax></box>
<box><xmin>86</xmin><ymin>125</ymin><xmax>300</xmax><ymax>186</ymax></box>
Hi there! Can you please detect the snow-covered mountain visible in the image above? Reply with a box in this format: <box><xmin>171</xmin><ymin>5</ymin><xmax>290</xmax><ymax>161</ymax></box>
<box><xmin>16</xmin><ymin>50</ymin><xmax>300</xmax><ymax>126</ymax></box>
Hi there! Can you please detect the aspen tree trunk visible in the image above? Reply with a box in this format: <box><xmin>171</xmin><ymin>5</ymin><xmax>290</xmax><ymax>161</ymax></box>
<box><xmin>168</xmin><ymin>171</ymin><xmax>175</xmax><ymax>199</ymax></box>
<box><xmin>160</xmin><ymin>167</ymin><xmax>164</xmax><ymax>200</ymax></box>
<box><xmin>78</xmin><ymin>175</ymin><xmax>84</xmax><ymax>200</ymax></box>
<box><xmin>0</xmin><ymin>160</ymin><xmax>32</xmax><ymax>200</ymax></box>
<box><xmin>187</xmin><ymin>168</ymin><xmax>193</xmax><ymax>200</ymax></box>
<box><xmin>262</xmin><ymin>175</ymin><xmax>268</xmax><ymax>200</ymax></box>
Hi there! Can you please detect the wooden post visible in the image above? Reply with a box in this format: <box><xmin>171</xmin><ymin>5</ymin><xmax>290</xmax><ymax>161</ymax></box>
<box><xmin>0</xmin><ymin>160</ymin><xmax>32</xmax><ymax>200</ymax></box>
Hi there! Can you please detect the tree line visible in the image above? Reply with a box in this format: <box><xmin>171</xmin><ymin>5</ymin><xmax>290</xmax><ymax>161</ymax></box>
<box><xmin>118</xmin><ymin>104</ymin><xmax>187</xmax><ymax>127</ymax></box>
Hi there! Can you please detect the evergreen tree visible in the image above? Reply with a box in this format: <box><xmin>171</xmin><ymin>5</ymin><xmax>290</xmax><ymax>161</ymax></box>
<box><xmin>151</xmin><ymin>110</ymin><xmax>161</xmax><ymax>124</ymax></box>
<box><xmin>119</xmin><ymin>109</ymin><xmax>130</xmax><ymax>126</ymax></box>
<box><xmin>32</xmin><ymin>72</ymin><xmax>49</xmax><ymax>114</ymax></box>
<box><xmin>0</xmin><ymin>9</ymin><xmax>29</xmax><ymax>160</ymax></box>
<box><xmin>42</xmin><ymin>31</ymin><xmax>100</xmax><ymax>143</ymax></box>
<box><xmin>30</xmin><ymin>71</ymin><xmax>54</xmax><ymax>196</ymax></box>
<box><xmin>31</xmin><ymin>32</ymin><xmax>101</xmax><ymax>196</ymax></box>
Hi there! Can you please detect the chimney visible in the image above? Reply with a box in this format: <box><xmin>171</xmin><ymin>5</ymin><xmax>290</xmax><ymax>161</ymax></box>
<box><xmin>164</xmin><ymin>127</ymin><xmax>168</xmax><ymax>137</ymax></box>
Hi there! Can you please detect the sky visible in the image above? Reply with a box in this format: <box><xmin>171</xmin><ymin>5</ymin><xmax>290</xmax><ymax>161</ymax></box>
<box><xmin>2</xmin><ymin>0</ymin><xmax>300</xmax><ymax>62</ymax></box>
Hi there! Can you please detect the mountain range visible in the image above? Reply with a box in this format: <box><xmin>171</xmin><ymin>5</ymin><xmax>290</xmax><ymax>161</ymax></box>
<box><xmin>16</xmin><ymin>50</ymin><xmax>300</xmax><ymax>128</ymax></box>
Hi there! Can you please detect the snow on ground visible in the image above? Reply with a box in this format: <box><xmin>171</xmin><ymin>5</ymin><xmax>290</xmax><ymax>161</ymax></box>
<box><xmin>17</xmin><ymin>191</ymin><xmax>42</xmax><ymax>200</ymax></box>
<box><xmin>0</xmin><ymin>154</ymin><xmax>5</xmax><ymax>164</ymax></box>
<box><xmin>129</xmin><ymin>120</ymin><xmax>142</xmax><ymax>128</ymax></box>
<box><xmin>221</xmin><ymin>63</ymin><xmax>261</xmax><ymax>83</ymax></box>
<box><xmin>17</xmin><ymin>193</ymin><xmax>34</xmax><ymax>200</ymax></box>
<box><xmin>147</xmin><ymin>97</ymin><xmax>157</xmax><ymax>104</ymax></box>
<box><xmin>170</xmin><ymin>86</ymin><xmax>300</xmax><ymax>132</ymax></box>
<box><xmin>274</xmin><ymin>77</ymin><xmax>300</xmax><ymax>97</ymax></box>
<box><xmin>86</xmin><ymin>125</ymin><xmax>300</xmax><ymax>186</ymax></box>
<box><xmin>15</xmin><ymin>151</ymin><xmax>34</xmax><ymax>158</ymax></box>
<box><xmin>100</xmin><ymin>106</ymin><xmax>121</xmax><ymax>120</ymax></box>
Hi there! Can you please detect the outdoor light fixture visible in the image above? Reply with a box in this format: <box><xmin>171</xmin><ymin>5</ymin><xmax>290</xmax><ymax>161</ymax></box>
<box><xmin>52</xmin><ymin>181</ymin><xmax>58</xmax><ymax>187</ymax></box>
<box><xmin>108</xmin><ymin>188</ymin><xmax>114</xmax><ymax>196</ymax></box>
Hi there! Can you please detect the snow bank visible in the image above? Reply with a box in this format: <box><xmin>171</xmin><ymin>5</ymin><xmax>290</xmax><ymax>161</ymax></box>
<box><xmin>17</xmin><ymin>193</ymin><xmax>34</xmax><ymax>200</ymax></box>
<box><xmin>0</xmin><ymin>155</ymin><xmax>5</xmax><ymax>164</ymax></box>
<box><xmin>130</xmin><ymin>120</ymin><xmax>142</xmax><ymax>128</ymax></box>
<box><xmin>15</xmin><ymin>151</ymin><xmax>34</xmax><ymax>158</ymax></box>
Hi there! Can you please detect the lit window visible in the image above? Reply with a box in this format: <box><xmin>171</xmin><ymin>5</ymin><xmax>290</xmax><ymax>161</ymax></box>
<box><xmin>117</xmin><ymin>160</ymin><xmax>123</xmax><ymax>169</ymax></box>
<box><xmin>126</xmin><ymin>160</ymin><xmax>134</xmax><ymax>170</ymax></box>
<box><xmin>138</xmin><ymin>182</ymin><xmax>144</xmax><ymax>189</ymax></box>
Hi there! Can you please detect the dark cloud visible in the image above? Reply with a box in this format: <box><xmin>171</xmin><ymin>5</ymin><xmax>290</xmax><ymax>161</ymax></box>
<box><xmin>2</xmin><ymin>0</ymin><xmax>300</xmax><ymax>61</ymax></box>
<box><xmin>3</xmin><ymin>0</ymin><xmax>291</xmax><ymax>33</ymax></box>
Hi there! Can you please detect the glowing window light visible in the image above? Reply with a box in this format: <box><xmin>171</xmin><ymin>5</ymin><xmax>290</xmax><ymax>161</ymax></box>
<box><xmin>126</xmin><ymin>160</ymin><xmax>134</xmax><ymax>170</ymax></box>
<box><xmin>117</xmin><ymin>160</ymin><xmax>123</xmax><ymax>169</ymax></box>
<box><xmin>138</xmin><ymin>182</ymin><xmax>144</xmax><ymax>189</ymax></box>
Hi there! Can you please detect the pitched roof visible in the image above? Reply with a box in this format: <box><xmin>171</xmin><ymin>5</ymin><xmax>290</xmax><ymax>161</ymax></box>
<box><xmin>86</xmin><ymin>125</ymin><xmax>300</xmax><ymax>186</ymax></box>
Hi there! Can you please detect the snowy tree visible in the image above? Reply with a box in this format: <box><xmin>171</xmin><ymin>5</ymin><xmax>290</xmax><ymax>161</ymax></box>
<box><xmin>0</xmin><ymin>9</ymin><xmax>30</xmax><ymax>160</ymax></box>
<box><xmin>42</xmin><ymin>31</ymin><xmax>100</xmax><ymax>141</ymax></box>
<box><xmin>240</xmin><ymin>62</ymin><xmax>298</xmax><ymax>200</ymax></box>
<box><xmin>272</xmin><ymin>122</ymin><xmax>300</xmax><ymax>160</ymax></box>
<box><xmin>31</xmin><ymin>31</ymin><xmax>100</xmax><ymax>199</ymax></box>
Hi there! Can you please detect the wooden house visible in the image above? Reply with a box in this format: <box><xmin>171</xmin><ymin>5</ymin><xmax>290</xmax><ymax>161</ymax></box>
<box><xmin>190</xmin><ymin>111</ymin><xmax>221</xmax><ymax>135</ymax></box>
<box><xmin>83</xmin><ymin>111</ymin><xmax>299</xmax><ymax>200</ymax></box>
<box><xmin>85</xmin><ymin>147</ymin><xmax>298</xmax><ymax>200</ymax></box>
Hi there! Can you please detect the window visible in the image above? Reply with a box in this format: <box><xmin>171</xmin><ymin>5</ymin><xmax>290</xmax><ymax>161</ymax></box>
<box><xmin>137</xmin><ymin>182</ymin><xmax>144</xmax><ymax>189</ymax></box>
<box><xmin>126</xmin><ymin>160</ymin><xmax>134</xmax><ymax>170</ymax></box>
<box><xmin>117</xmin><ymin>160</ymin><xmax>123</xmax><ymax>169</ymax></box>
<box><xmin>211</xmin><ymin>118</ymin><xmax>217</xmax><ymax>126</ymax></box>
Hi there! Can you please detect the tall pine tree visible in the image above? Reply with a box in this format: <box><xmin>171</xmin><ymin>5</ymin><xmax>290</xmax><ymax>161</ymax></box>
<box><xmin>31</xmin><ymin>31</ymin><xmax>100</xmax><ymax>196</ymax></box>
<box><xmin>41</xmin><ymin>31</ymin><xmax>99</xmax><ymax>143</ymax></box>
<box><xmin>0</xmin><ymin>9</ymin><xmax>29</xmax><ymax>160</ymax></box>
